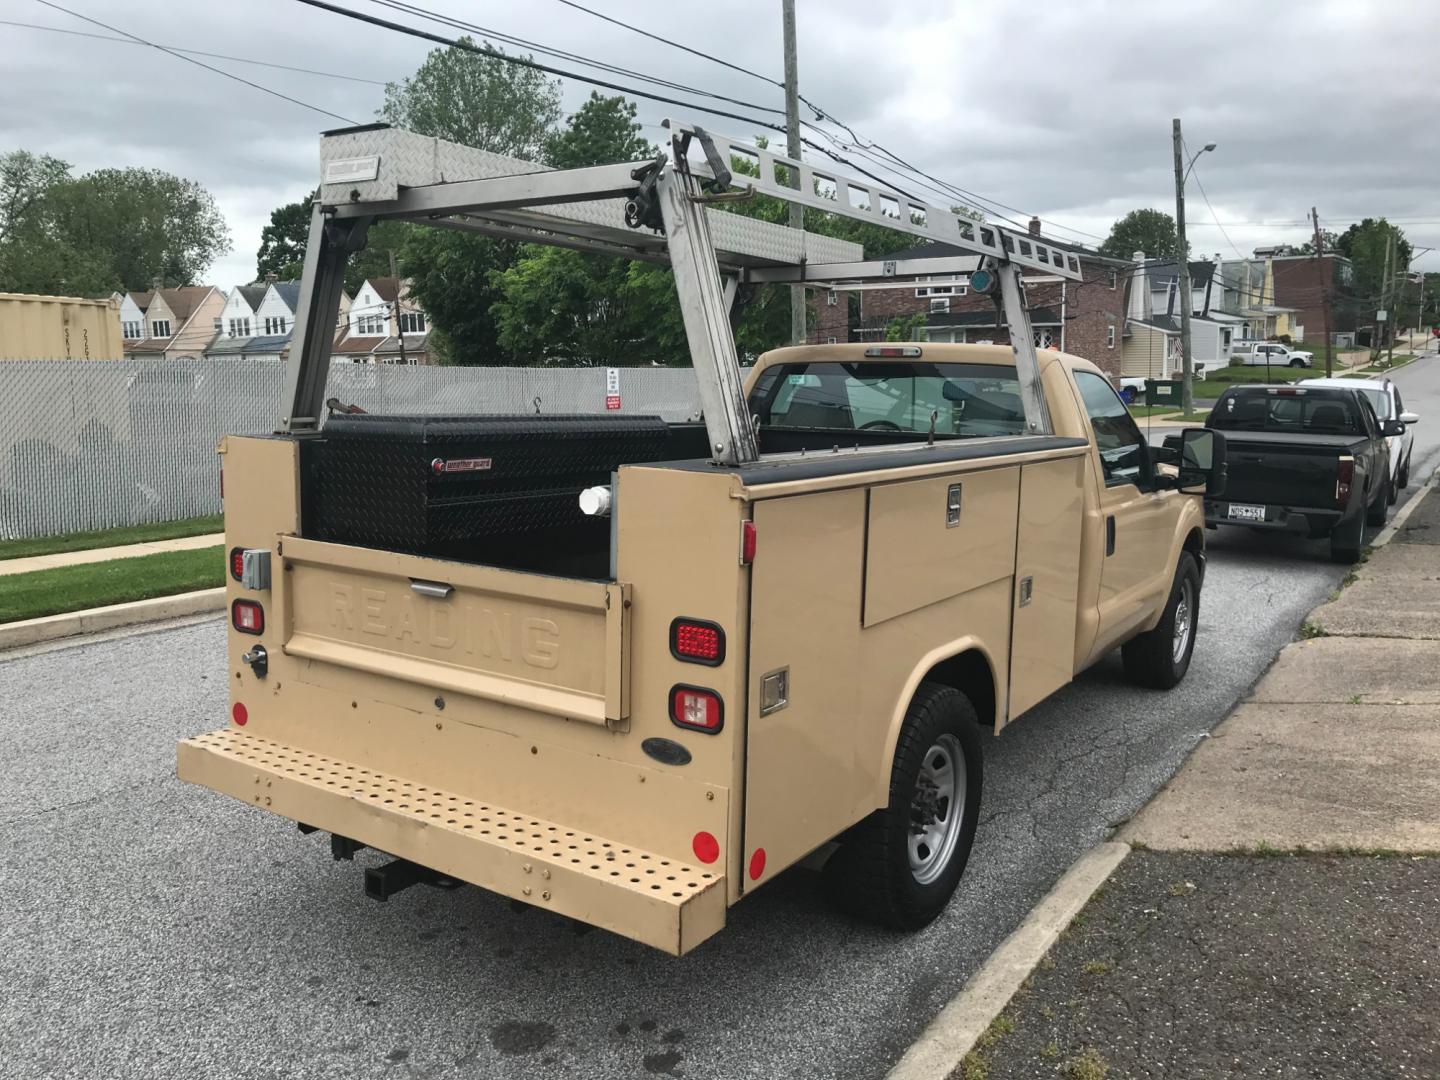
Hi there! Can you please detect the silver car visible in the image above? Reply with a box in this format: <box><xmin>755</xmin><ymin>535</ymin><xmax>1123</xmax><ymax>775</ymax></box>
<box><xmin>1300</xmin><ymin>376</ymin><xmax>1419</xmax><ymax>496</ymax></box>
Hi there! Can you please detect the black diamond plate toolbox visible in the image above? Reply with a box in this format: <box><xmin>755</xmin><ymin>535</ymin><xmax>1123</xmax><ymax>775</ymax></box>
<box><xmin>303</xmin><ymin>414</ymin><xmax>674</xmax><ymax>557</ymax></box>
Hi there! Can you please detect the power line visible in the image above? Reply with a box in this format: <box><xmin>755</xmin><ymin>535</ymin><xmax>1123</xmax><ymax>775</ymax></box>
<box><xmin>33</xmin><ymin>0</ymin><xmax>359</xmax><ymax>125</ymax></box>
<box><xmin>1</xmin><ymin>18</ymin><xmax>388</xmax><ymax>84</ymax></box>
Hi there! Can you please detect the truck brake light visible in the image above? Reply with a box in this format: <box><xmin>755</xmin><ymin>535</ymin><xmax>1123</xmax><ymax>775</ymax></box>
<box><xmin>864</xmin><ymin>346</ymin><xmax>922</xmax><ymax>358</ymax></box>
<box><xmin>671</xmin><ymin>618</ymin><xmax>725</xmax><ymax>665</ymax></box>
<box><xmin>1336</xmin><ymin>456</ymin><xmax>1354</xmax><ymax>505</ymax></box>
<box><xmin>670</xmin><ymin>686</ymin><xmax>723</xmax><ymax>734</ymax></box>
<box><xmin>232</xmin><ymin>599</ymin><xmax>265</xmax><ymax>635</ymax></box>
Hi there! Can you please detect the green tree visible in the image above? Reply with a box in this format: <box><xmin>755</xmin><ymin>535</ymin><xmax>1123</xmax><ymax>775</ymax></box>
<box><xmin>545</xmin><ymin>92</ymin><xmax>654</xmax><ymax>168</ymax></box>
<box><xmin>1099</xmin><ymin>208</ymin><xmax>1178</xmax><ymax>261</ymax></box>
<box><xmin>256</xmin><ymin>192</ymin><xmax>314</xmax><ymax>281</ymax></box>
<box><xmin>0</xmin><ymin>154</ymin><xmax>229</xmax><ymax>294</ymax></box>
<box><xmin>1335</xmin><ymin>218</ymin><xmax>1411</xmax><ymax>300</ymax></box>
<box><xmin>399</xmin><ymin>228</ymin><xmax>514</xmax><ymax>364</ymax></box>
<box><xmin>380</xmin><ymin>37</ymin><xmax>561</xmax><ymax>159</ymax></box>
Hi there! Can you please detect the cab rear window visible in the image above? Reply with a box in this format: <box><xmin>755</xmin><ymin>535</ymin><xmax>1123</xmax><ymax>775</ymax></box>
<box><xmin>748</xmin><ymin>362</ymin><xmax>1026</xmax><ymax>438</ymax></box>
<box><xmin>1211</xmin><ymin>389</ymin><xmax>1363</xmax><ymax>435</ymax></box>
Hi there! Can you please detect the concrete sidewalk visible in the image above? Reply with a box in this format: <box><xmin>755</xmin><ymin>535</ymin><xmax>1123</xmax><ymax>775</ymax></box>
<box><xmin>0</xmin><ymin>532</ymin><xmax>223</xmax><ymax>576</ymax></box>
<box><xmin>954</xmin><ymin>480</ymin><xmax>1440</xmax><ymax>1079</ymax></box>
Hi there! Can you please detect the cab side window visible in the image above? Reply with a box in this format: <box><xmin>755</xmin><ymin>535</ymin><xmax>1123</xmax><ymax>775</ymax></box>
<box><xmin>1074</xmin><ymin>371</ymin><xmax>1151</xmax><ymax>488</ymax></box>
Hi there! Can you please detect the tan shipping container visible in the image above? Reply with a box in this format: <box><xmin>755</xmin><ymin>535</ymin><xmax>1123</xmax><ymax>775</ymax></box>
<box><xmin>0</xmin><ymin>292</ymin><xmax>125</xmax><ymax>360</ymax></box>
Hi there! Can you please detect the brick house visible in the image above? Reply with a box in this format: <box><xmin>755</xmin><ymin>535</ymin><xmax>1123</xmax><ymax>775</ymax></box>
<box><xmin>1268</xmin><ymin>253</ymin><xmax>1356</xmax><ymax>342</ymax></box>
<box><xmin>817</xmin><ymin>219</ymin><xmax>1132</xmax><ymax>376</ymax></box>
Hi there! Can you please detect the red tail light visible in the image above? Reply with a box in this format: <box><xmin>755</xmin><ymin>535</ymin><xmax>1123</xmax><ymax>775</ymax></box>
<box><xmin>670</xmin><ymin>618</ymin><xmax>725</xmax><ymax>665</ymax></box>
<box><xmin>740</xmin><ymin>520</ymin><xmax>757</xmax><ymax>565</ymax></box>
<box><xmin>1336</xmin><ymin>456</ymin><xmax>1354</xmax><ymax>505</ymax></box>
<box><xmin>670</xmin><ymin>685</ymin><xmax>723</xmax><ymax>734</ymax></box>
<box><xmin>229</xmin><ymin>547</ymin><xmax>245</xmax><ymax>581</ymax></box>
<box><xmin>232</xmin><ymin>599</ymin><xmax>265</xmax><ymax>635</ymax></box>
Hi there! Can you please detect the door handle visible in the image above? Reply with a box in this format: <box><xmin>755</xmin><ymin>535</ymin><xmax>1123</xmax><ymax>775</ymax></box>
<box><xmin>1105</xmin><ymin>515</ymin><xmax>1116</xmax><ymax>556</ymax></box>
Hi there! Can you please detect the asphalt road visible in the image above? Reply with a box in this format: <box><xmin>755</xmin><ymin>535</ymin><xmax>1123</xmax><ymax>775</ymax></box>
<box><xmin>3</xmin><ymin>354</ymin><xmax>1435</xmax><ymax>1080</ymax></box>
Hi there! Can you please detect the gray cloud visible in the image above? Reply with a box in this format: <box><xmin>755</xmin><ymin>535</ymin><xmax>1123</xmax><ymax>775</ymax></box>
<box><xmin>4</xmin><ymin>0</ymin><xmax>1438</xmax><ymax>290</ymax></box>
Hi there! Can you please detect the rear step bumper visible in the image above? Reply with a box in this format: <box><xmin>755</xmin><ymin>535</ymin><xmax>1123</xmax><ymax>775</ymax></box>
<box><xmin>177</xmin><ymin>729</ymin><xmax>726</xmax><ymax>955</ymax></box>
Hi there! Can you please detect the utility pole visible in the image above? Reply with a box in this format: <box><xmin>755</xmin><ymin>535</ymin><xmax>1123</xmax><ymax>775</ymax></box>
<box><xmin>1373</xmin><ymin>229</ymin><xmax>1394</xmax><ymax>366</ymax></box>
<box><xmin>389</xmin><ymin>249</ymin><xmax>408</xmax><ymax>366</ymax></box>
<box><xmin>1311</xmin><ymin>207</ymin><xmax>1335</xmax><ymax>377</ymax></box>
<box><xmin>782</xmin><ymin>0</ymin><xmax>806</xmax><ymax>346</ymax></box>
<box><xmin>1172</xmin><ymin>118</ymin><xmax>1195</xmax><ymax>417</ymax></box>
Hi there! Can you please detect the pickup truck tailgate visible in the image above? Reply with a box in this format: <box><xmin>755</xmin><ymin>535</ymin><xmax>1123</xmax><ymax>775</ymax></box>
<box><xmin>1216</xmin><ymin>432</ymin><xmax>1362</xmax><ymax>507</ymax></box>
<box><xmin>275</xmin><ymin>535</ymin><xmax>630</xmax><ymax>725</ymax></box>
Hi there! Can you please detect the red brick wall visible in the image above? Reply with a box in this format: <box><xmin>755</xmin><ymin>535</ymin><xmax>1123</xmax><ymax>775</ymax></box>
<box><xmin>1271</xmin><ymin>256</ymin><xmax>1355</xmax><ymax>339</ymax></box>
<box><xmin>807</xmin><ymin>288</ymin><xmax>851</xmax><ymax>343</ymax></box>
<box><xmin>856</xmin><ymin>255</ymin><xmax>1128</xmax><ymax>375</ymax></box>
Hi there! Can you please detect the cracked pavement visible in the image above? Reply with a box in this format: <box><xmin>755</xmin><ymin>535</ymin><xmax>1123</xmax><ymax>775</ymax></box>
<box><xmin>0</xmin><ymin>534</ymin><xmax>1352</xmax><ymax>1080</ymax></box>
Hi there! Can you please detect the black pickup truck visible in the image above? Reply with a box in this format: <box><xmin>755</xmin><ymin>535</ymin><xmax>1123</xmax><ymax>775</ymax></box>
<box><xmin>1191</xmin><ymin>384</ymin><xmax>1402</xmax><ymax>563</ymax></box>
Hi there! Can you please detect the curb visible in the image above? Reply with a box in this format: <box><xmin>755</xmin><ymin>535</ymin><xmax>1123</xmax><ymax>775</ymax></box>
<box><xmin>1371</xmin><ymin>472</ymin><xmax>1436</xmax><ymax>549</ymax></box>
<box><xmin>887</xmin><ymin>841</ymin><xmax>1132</xmax><ymax>1080</ymax></box>
<box><xmin>0</xmin><ymin>588</ymin><xmax>226</xmax><ymax>651</ymax></box>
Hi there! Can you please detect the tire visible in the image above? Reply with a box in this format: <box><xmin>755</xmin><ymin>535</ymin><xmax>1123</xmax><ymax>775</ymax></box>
<box><xmin>1121</xmin><ymin>552</ymin><xmax>1201</xmax><ymax>690</ymax></box>
<box><xmin>1289</xmin><ymin>358</ymin><xmax>1304</xmax><ymax>368</ymax></box>
<box><xmin>1399</xmin><ymin>454</ymin><xmax>1411</xmax><ymax>490</ymax></box>
<box><xmin>1330</xmin><ymin>512</ymin><xmax>1363</xmax><ymax>563</ymax></box>
<box><xmin>824</xmin><ymin>682</ymin><xmax>983</xmax><ymax>931</ymax></box>
<box><xmin>1388</xmin><ymin>467</ymin><xmax>1399</xmax><ymax>504</ymax></box>
<box><xmin>1367</xmin><ymin>476</ymin><xmax>1389</xmax><ymax>526</ymax></box>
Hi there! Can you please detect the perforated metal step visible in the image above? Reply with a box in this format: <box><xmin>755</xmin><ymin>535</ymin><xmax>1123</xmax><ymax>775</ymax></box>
<box><xmin>178</xmin><ymin>729</ymin><xmax>726</xmax><ymax>954</ymax></box>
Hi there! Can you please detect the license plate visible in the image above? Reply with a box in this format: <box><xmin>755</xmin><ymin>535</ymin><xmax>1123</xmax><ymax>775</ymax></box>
<box><xmin>1227</xmin><ymin>503</ymin><xmax>1267</xmax><ymax>522</ymax></box>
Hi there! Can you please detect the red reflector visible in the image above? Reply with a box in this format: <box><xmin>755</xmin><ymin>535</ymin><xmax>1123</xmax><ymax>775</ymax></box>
<box><xmin>232</xmin><ymin>701</ymin><xmax>248</xmax><ymax>726</ymax></box>
<box><xmin>232</xmin><ymin>599</ymin><xmax>264</xmax><ymax>635</ymax></box>
<box><xmin>740</xmin><ymin>520</ymin><xmax>757</xmax><ymax>565</ymax></box>
<box><xmin>749</xmin><ymin>848</ymin><xmax>767</xmax><ymax>881</ymax></box>
<box><xmin>670</xmin><ymin>685</ymin><xmax>723</xmax><ymax>734</ymax></box>
<box><xmin>692</xmin><ymin>831</ymin><xmax>720</xmax><ymax>864</ymax></box>
<box><xmin>670</xmin><ymin>618</ymin><xmax>725</xmax><ymax>665</ymax></box>
<box><xmin>228</xmin><ymin>547</ymin><xmax>245</xmax><ymax>581</ymax></box>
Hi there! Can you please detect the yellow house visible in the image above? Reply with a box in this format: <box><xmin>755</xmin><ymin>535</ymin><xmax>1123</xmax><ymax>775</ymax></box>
<box><xmin>0</xmin><ymin>292</ymin><xmax>125</xmax><ymax>359</ymax></box>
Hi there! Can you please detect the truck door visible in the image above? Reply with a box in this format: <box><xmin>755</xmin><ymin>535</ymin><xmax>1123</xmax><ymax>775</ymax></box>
<box><xmin>1072</xmin><ymin>371</ymin><xmax>1178</xmax><ymax>648</ymax></box>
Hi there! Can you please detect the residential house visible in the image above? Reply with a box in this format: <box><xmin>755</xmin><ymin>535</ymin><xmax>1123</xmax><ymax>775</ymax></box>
<box><xmin>845</xmin><ymin>218</ymin><xmax>1132</xmax><ymax>376</ymax></box>
<box><xmin>1217</xmin><ymin>256</ymin><xmax>1300</xmax><ymax>341</ymax></box>
<box><xmin>217</xmin><ymin>284</ymin><xmax>267</xmax><ymax>341</ymax></box>
<box><xmin>332</xmin><ymin>276</ymin><xmax>430</xmax><ymax>365</ymax></box>
<box><xmin>256</xmin><ymin>281</ymin><xmax>302</xmax><ymax>337</ymax></box>
<box><xmin>121</xmin><ymin>285</ymin><xmax>225</xmax><ymax>360</ymax></box>
<box><xmin>1269</xmin><ymin>253</ymin><xmax>1355</xmax><ymax>343</ymax></box>
<box><xmin>1130</xmin><ymin>256</ymin><xmax>1242</xmax><ymax>372</ymax></box>
<box><xmin>116</xmin><ymin>291</ymin><xmax>148</xmax><ymax>344</ymax></box>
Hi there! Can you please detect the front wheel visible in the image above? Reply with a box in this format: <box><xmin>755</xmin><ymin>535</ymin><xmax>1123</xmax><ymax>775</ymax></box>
<box><xmin>1121</xmin><ymin>552</ymin><xmax>1201</xmax><ymax>689</ymax></box>
<box><xmin>824</xmin><ymin>683</ymin><xmax>983</xmax><ymax>930</ymax></box>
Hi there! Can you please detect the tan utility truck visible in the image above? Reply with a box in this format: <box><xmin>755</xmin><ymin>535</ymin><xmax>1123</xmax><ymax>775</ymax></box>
<box><xmin>179</xmin><ymin>122</ymin><xmax>1225</xmax><ymax>955</ymax></box>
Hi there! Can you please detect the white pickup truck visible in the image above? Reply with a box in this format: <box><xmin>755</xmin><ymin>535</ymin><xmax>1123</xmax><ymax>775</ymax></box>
<box><xmin>1234</xmin><ymin>342</ymin><xmax>1314</xmax><ymax>368</ymax></box>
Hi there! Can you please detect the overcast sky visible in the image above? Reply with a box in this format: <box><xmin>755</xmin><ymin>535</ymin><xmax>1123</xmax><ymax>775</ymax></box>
<box><xmin>5</xmin><ymin>0</ymin><xmax>1439</xmax><ymax>290</ymax></box>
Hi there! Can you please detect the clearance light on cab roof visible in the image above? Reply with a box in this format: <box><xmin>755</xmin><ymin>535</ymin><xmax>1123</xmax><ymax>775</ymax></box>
<box><xmin>670</xmin><ymin>685</ymin><xmax>723</xmax><ymax>734</ymax></box>
<box><xmin>671</xmin><ymin>618</ymin><xmax>725</xmax><ymax>665</ymax></box>
<box><xmin>864</xmin><ymin>346</ymin><xmax>922</xmax><ymax>358</ymax></box>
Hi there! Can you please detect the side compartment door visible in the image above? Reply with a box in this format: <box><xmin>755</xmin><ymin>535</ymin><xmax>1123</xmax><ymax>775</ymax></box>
<box><xmin>1072</xmin><ymin>370</ymin><xmax>1180</xmax><ymax>649</ymax></box>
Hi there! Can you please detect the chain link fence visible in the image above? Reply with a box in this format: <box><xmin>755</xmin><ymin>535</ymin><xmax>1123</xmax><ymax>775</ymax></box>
<box><xmin>0</xmin><ymin>358</ymin><xmax>712</xmax><ymax>541</ymax></box>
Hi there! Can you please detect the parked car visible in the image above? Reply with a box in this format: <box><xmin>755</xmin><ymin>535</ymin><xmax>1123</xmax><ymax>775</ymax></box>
<box><xmin>1177</xmin><ymin>384</ymin><xmax>1401</xmax><ymax>563</ymax></box>
<box><xmin>1299</xmin><ymin>376</ymin><xmax>1419</xmax><ymax>497</ymax></box>
<box><xmin>1233</xmin><ymin>342</ymin><xmax>1314</xmax><ymax>368</ymax></box>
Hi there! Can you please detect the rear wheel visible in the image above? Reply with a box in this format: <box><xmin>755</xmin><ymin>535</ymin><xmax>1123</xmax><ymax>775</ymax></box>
<box><xmin>824</xmin><ymin>683</ymin><xmax>983</xmax><ymax>930</ymax></box>
<box><xmin>1399</xmin><ymin>454</ymin><xmax>1411</xmax><ymax>490</ymax></box>
<box><xmin>1330</xmin><ymin>511</ymin><xmax>1364</xmax><ymax>563</ymax></box>
<box><xmin>1122</xmin><ymin>552</ymin><xmax>1201</xmax><ymax>689</ymax></box>
<box><xmin>1367</xmin><ymin>476</ymin><xmax>1390</xmax><ymax>526</ymax></box>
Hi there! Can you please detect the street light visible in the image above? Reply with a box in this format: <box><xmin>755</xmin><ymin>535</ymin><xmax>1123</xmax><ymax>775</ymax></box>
<box><xmin>1173</xmin><ymin>124</ymin><xmax>1215</xmax><ymax>418</ymax></box>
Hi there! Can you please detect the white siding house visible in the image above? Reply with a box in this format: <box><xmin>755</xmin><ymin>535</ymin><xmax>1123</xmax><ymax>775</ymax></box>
<box><xmin>256</xmin><ymin>281</ymin><xmax>302</xmax><ymax>336</ymax></box>
<box><xmin>116</xmin><ymin>292</ymin><xmax>147</xmax><ymax>342</ymax></box>
<box><xmin>218</xmin><ymin>284</ymin><xmax>266</xmax><ymax>340</ymax></box>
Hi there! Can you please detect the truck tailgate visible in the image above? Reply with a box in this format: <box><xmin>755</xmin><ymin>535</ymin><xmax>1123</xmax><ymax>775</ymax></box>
<box><xmin>275</xmin><ymin>535</ymin><xmax>630</xmax><ymax>726</ymax></box>
<box><xmin>1216</xmin><ymin>432</ymin><xmax>1361</xmax><ymax>507</ymax></box>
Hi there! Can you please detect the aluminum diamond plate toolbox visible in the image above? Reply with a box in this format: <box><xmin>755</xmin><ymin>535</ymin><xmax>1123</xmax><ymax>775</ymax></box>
<box><xmin>318</xmin><ymin>125</ymin><xmax>861</xmax><ymax>268</ymax></box>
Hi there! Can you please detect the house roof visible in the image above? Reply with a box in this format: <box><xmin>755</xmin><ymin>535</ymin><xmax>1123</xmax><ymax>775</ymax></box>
<box><xmin>367</xmin><ymin>276</ymin><xmax>401</xmax><ymax>302</ymax></box>
<box><xmin>237</xmin><ymin>285</ymin><xmax>268</xmax><ymax>310</ymax></box>
<box><xmin>207</xmin><ymin>333</ymin><xmax>290</xmax><ymax>356</ymax></box>
<box><xmin>271</xmin><ymin>281</ymin><xmax>302</xmax><ymax>313</ymax></box>
<box><xmin>332</xmin><ymin>334</ymin><xmax>387</xmax><ymax>354</ymax></box>
<box><xmin>130</xmin><ymin>290</ymin><xmax>153</xmax><ymax>312</ymax></box>
<box><xmin>1145</xmin><ymin>260</ymin><xmax>1216</xmax><ymax>289</ymax></box>
<box><xmin>157</xmin><ymin>286</ymin><xmax>215</xmax><ymax>321</ymax></box>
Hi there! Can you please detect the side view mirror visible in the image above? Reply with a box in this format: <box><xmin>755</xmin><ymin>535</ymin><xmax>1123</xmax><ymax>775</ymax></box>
<box><xmin>1400</xmin><ymin>411</ymin><xmax>1420</xmax><ymax>425</ymax></box>
<box><xmin>1178</xmin><ymin>427</ymin><xmax>1226</xmax><ymax>496</ymax></box>
<box><xmin>1383</xmin><ymin>419</ymin><xmax>1407</xmax><ymax>437</ymax></box>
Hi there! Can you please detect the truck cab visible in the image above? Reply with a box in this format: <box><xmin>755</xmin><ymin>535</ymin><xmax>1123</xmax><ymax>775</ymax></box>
<box><xmin>179</xmin><ymin>122</ymin><xmax>1222</xmax><ymax>955</ymax></box>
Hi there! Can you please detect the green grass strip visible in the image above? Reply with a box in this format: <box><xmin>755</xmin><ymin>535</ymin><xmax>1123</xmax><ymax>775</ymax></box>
<box><xmin>0</xmin><ymin>514</ymin><xmax>223</xmax><ymax>562</ymax></box>
<box><xmin>0</xmin><ymin>545</ymin><xmax>224</xmax><ymax>623</ymax></box>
